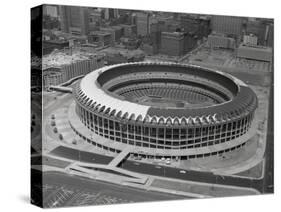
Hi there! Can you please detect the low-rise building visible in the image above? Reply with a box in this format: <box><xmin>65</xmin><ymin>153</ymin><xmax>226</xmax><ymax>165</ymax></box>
<box><xmin>101</xmin><ymin>47</ymin><xmax>145</xmax><ymax>64</ymax></box>
<box><xmin>88</xmin><ymin>31</ymin><xmax>112</xmax><ymax>47</ymax></box>
<box><xmin>111</xmin><ymin>25</ymin><xmax>123</xmax><ymax>41</ymax></box>
<box><xmin>243</xmin><ymin>34</ymin><xmax>258</xmax><ymax>46</ymax></box>
<box><xmin>237</xmin><ymin>43</ymin><xmax>272</xmax><ymax>62</ymax></box>
<box><xmin>207</xmin><ymin>33</ymin><xmax>236</xmax><ymax>49</ymax></box>
<box><xmin>100</xmin><ymin>27</ymin><xmax>116</xmax><ymax>45</ymax></box>
<box><xmin>43</xmin><ymin>40</ymin><xmax>69</xmax><ymax>55</ymax></box>
<box><xmin>120</xmin><ymin>37</ymin><xmax>139</xmax><ymax>49</ymax></box>
<box><xmin>119</xmin><ymin>24</ymin><xmax>137</xmax><ymax>37</ymax></box>
<box><xmin>42</xmin><ymin>50</ymin><xmax>104</xmax><ymax>88</ymax></box>
<box><xmin>141</xmin><ymin>43</ymin><xmax>156</xmax><ymax>55</ymax></box>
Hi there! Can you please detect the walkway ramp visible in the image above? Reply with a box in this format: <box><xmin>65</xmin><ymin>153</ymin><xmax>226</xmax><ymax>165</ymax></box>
<box><xmin>49</xmin><ymin>86</ymin><xmax>73</xmax><ymax>93</ymax></box>
<box><xmin>108</xmin><ymin>147</ymin><xmax>132</xmax><ymax>168</ymax></box>
<box><xmin>67</xmin><ymin>162</ymin><xmax>148</xmax><ymax>184</ymax></box>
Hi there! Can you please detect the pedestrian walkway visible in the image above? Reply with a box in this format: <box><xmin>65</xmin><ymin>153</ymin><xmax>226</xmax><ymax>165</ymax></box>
<box><xmin>67</xmin><ymin>161</ymin><xmax>148</xmax><ymax>184</ymax></box>
<box><xmin>108</xmin><ymin>147</ymin><xmax>132</xmax><ymax>168</ymax></box>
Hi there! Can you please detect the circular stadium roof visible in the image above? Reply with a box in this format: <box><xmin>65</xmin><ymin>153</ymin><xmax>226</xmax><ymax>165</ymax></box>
<box><xmin>74</xmin><ymin>62</ymin><xmax>258</xmax><ymax>126</ymax></box>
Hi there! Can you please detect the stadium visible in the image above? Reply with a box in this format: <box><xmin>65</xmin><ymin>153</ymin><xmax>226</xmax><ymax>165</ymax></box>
<box><xmin>71</xmin><ymin>62</ymin><xmax>258</xmax><ymax>160</ymax></box>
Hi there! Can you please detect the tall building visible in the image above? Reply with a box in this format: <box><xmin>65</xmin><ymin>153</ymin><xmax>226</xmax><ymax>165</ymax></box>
<box><xmin>211</xmin><ymin>15</ymin><xmax>243</xmax><ymax>36</ymax></box>
<box><xmin>111</xmin><ymin>26</ymin><xmax>123</xmax><ymax>41</ymax></box>
<box><xmin>246</xmin><ymin>18</ymin><xmax>274</xmax><ymax>47</ymax></box>
<box><xmin>183</xmin><ymin>33</ymin><xmax>197</xmax><ymax>52</ymax></box>
<box><xmin>149</xmin><ymin>22</ymin><xmax>161</xmax><ymax>53</ymax></box>
<box><xmin>160</xmin><ymin>32</ymin><xmax>185</xmax><ymax>56</ymax></box>
<box><xmin>59</xmin><ymin>6</ymin><xmax>89</xmax><ymax>35</ymax></box>
<box><xmin>180</xmin><ymin>15</ymin><xmax>211</xmax><ymax>39</ymax></box>
<box><xmin>136</xmin><ymin>12</ymin><xmax>150</xmax><ymax>36</ymax></box>
<box><xmin>89</xmin><ymin>8</ymin><xmax>102</xmax><ymax>24</ymax></box>
<box><xmin>43</xmin><ymin>5</ymin><xmax>58</xmax><ymax>18</ymax></box>
<box><xmin>113</xmin><ymin>9</ymin><xmax>119</xmax><ymax>18</ymax></box>
<box><xmin>140</xmin><ymin>21</ymin><xmax>161</xmax><ymax>55</ymax></box>
<box><xmin>104</xmin><ymin>8</ymin><xmax>110</xmax><ymax>20</ymax></box>
<box><xmin>104</xmin><ymin>8</ymin><xmax>118</xmax><ymax>20</ymax></box>
<box><xmin>265</xmin><ymin>23</ymin><xmax>274</xmax><ymax>47</ymax></box>
<box><xmin>246</xmin><ymin>19</ymin><xmax>266</xmax><ymax>45</ymax></box>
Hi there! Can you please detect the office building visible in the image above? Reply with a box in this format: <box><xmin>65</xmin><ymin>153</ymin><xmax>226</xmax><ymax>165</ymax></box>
<box><xmin>120</xmin><ymin>24</ymin><xmax>137</xmax><ymax>37</ymax></box>
<box><xmin>160</xmin><ymin>32</ymin><xmax>185</xmax><ymax>56</ymax></box>
<box><xmin>59</xmin><ymin>6</ymin><xmax>89</xmax><ymax>35</ymax></box>
<box><xmin>211</xmin><ymin>15</ymin><xmax>243</xmax><ymax>36</ymax></box>
<box><xmin>136</xmin><ymin>12</ymin><xmax>150</xmax><ymax>36</ymax></box>
<box><xmin>88</xmin><ymin>31</ymin><xmax>112</xmax><ymax>47</ymax></box>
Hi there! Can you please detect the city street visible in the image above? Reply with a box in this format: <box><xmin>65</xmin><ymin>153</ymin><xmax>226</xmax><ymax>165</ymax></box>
<box><xmin>48</xmin><ymin>144</ymin><xmax>263</xmax><ymax>192</ymax></box>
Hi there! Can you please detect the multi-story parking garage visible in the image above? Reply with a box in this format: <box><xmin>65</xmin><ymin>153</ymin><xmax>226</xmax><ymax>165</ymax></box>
<box><xmin>71</xmin><ymin>62</ymin><xmax>258</xmax><ymax>160</ymax></box>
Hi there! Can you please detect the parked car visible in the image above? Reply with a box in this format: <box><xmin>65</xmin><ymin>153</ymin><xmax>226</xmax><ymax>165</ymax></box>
<box><xmin>179</xmin><ymin>170</ymin><xmax>186</xmax><ymax>174</ymax></box>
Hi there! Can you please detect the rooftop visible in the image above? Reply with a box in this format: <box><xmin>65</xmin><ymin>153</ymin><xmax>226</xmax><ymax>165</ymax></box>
<box><xmin>89</xmin><ymin>31</ymin><xmax>112</xmax><ymax>36</ymax></box>
<box><xmin>101</xmin><ymin>47</ymin><xmax>144</xmax><ymax>58</ymax></box>
<box><xmin>76</xmin><ymin>62</ymin><xmax>257</xmax><ymax>123</ymax></box>
<box><xmin>238</xmin><ymin>43</ymin><xmax>273</xmax><ymax>52</ymax></box>
<box><xmin>42</xmin><ymin>49</ymin><xmax>102</xmax><ymax>70</ymax></box>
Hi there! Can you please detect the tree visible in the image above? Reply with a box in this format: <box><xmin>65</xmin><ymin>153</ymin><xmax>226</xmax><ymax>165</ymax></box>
<box><xmin>59</xmin><ymin>134</ymin><xmax>63</xmax><ymax>140</ymax></box>
<box><xmin>72</xmin><ymin>139</ymin><xmax>77</xmax><ymax>145</ymax></box>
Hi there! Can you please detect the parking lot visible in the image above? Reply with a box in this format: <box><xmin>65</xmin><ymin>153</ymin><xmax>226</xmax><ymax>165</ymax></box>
<box><xmin>39</xmin><ymin>171</ymin><xmax>184</xmax><ymax>208</ymax></box>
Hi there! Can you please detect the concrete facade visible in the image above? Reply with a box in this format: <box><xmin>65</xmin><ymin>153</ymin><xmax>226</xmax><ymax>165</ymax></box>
<box><xmin>160</xmin><ymin>32</ymin><xmax>185</xmax><ymax>56</ymax></box>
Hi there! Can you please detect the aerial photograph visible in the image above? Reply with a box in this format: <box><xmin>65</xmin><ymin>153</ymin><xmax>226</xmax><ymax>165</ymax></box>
<box><xmin>31</xmin><ymin>4</ymin><xmax>274</xmax><ymax>208</ymax></box>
